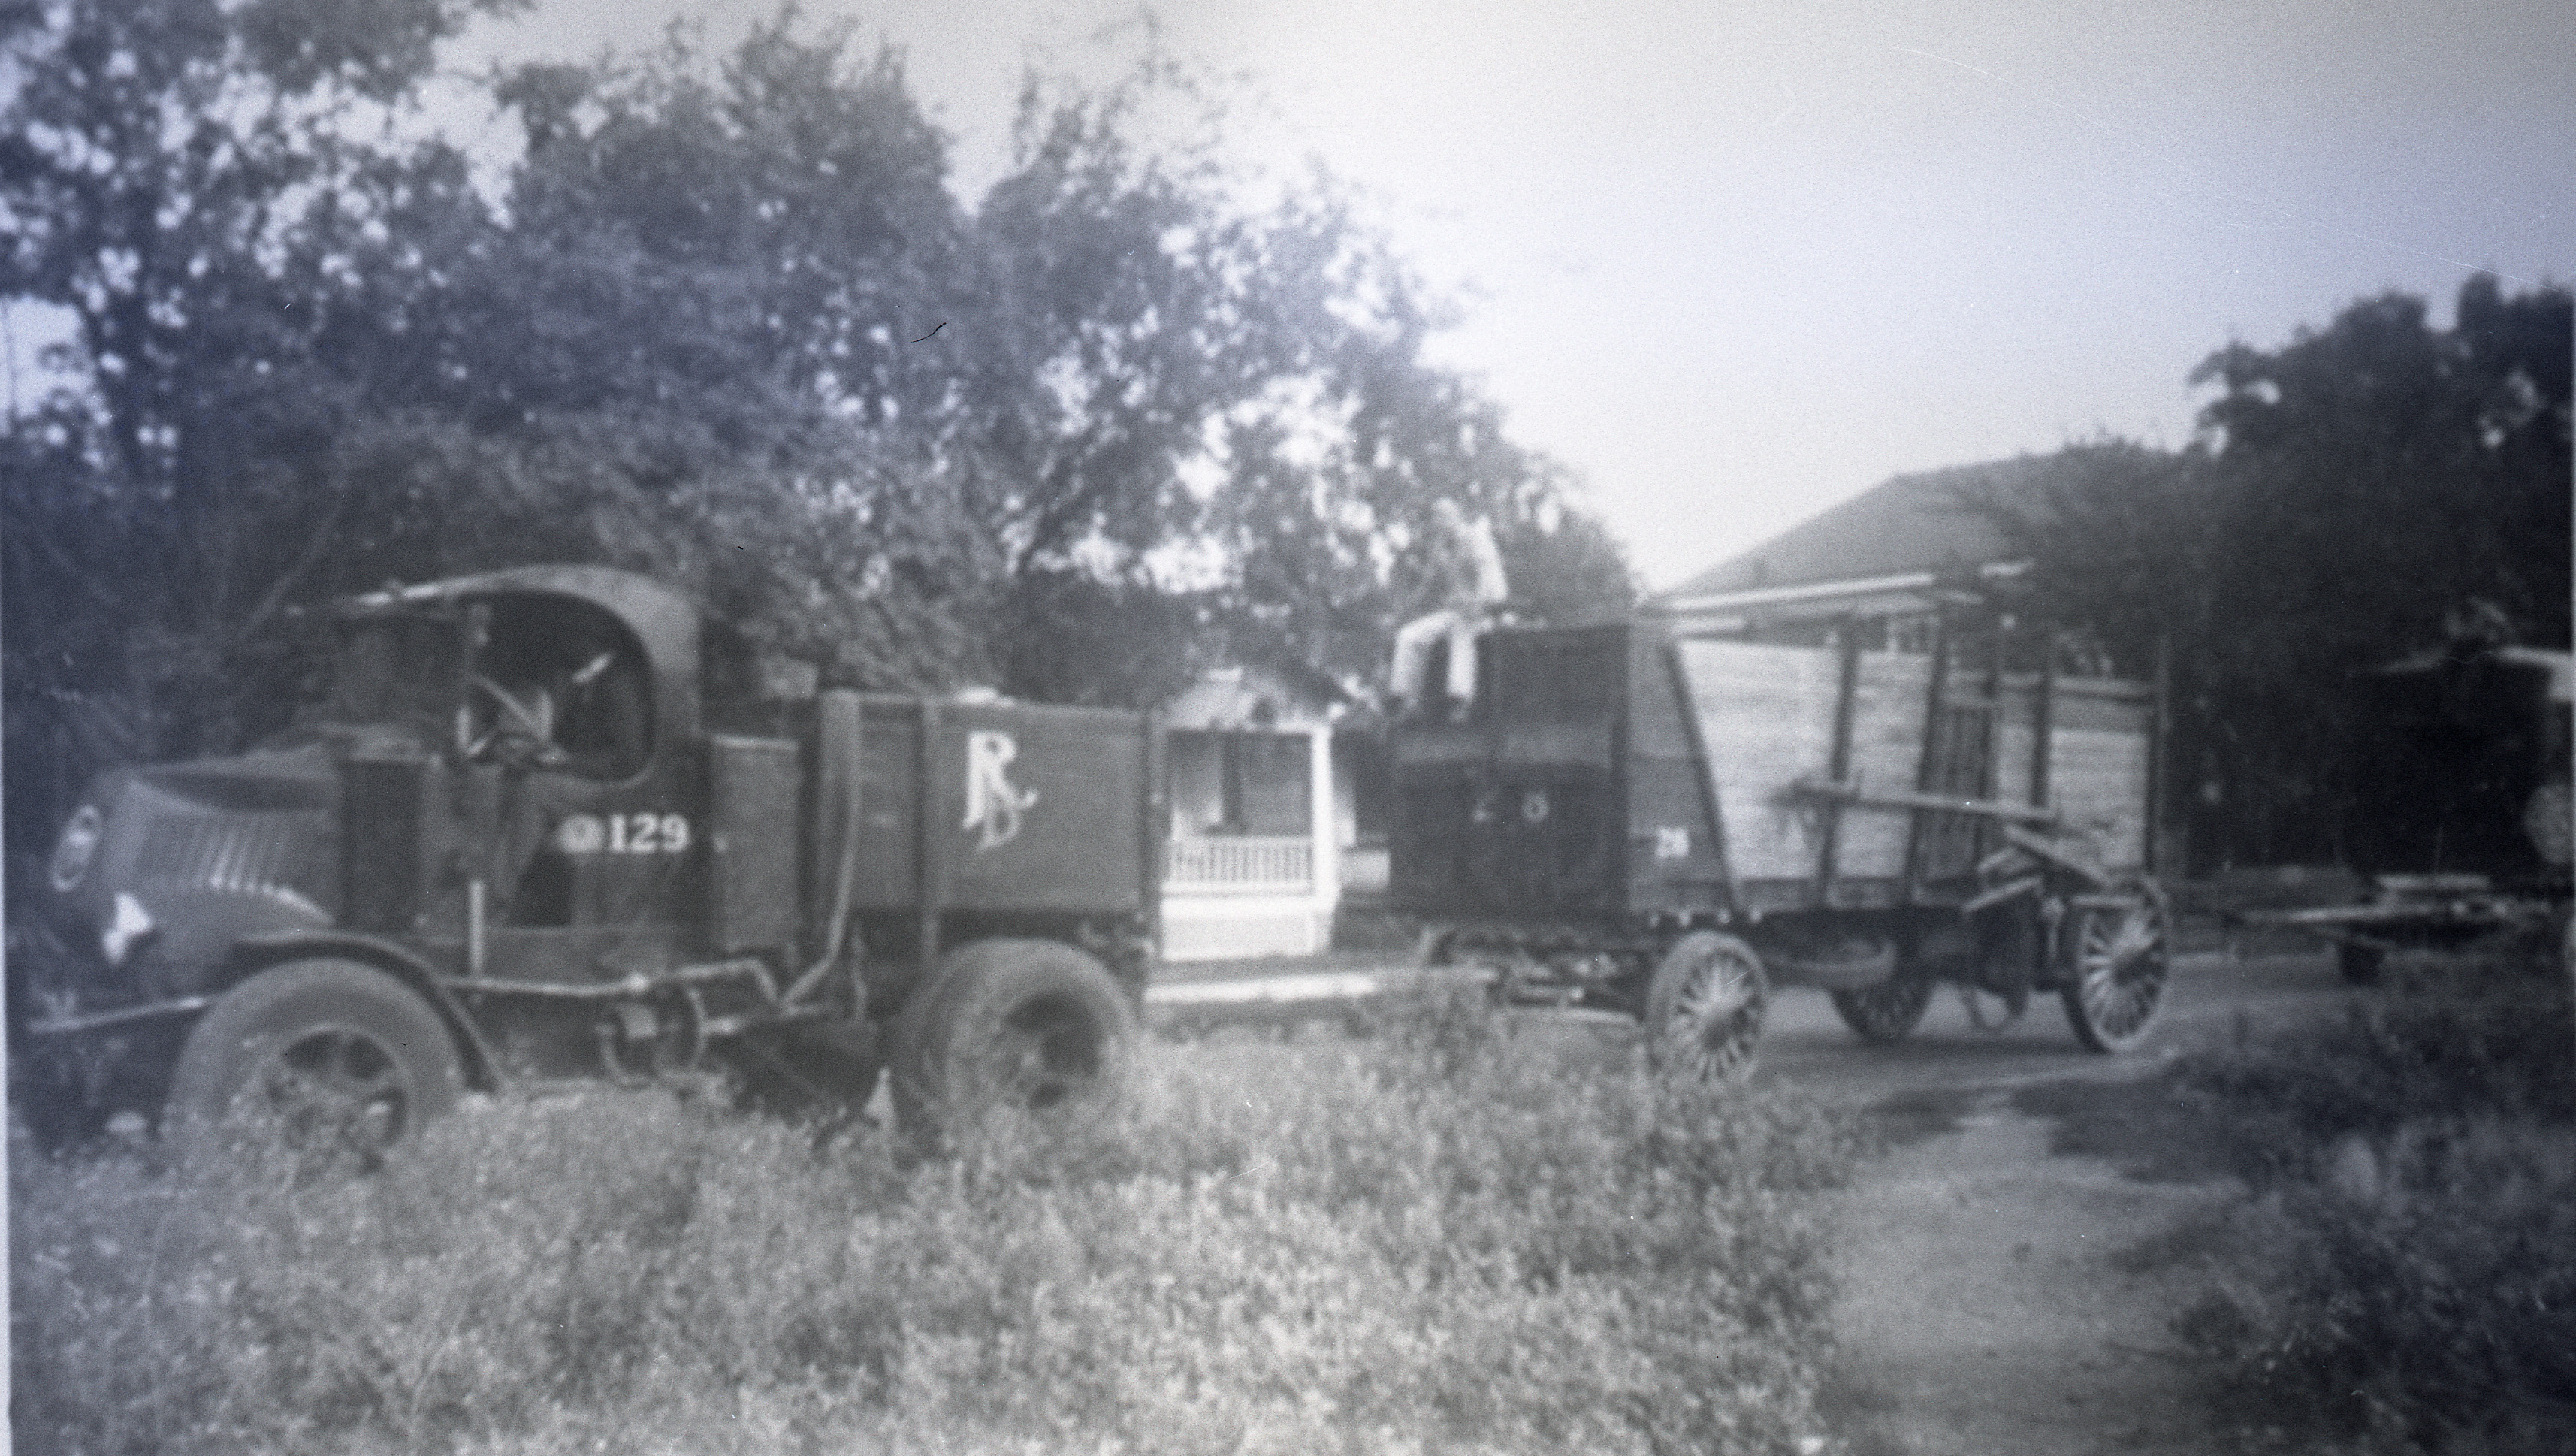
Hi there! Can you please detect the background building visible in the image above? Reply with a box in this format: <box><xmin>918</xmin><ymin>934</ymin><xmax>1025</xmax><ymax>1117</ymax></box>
<box><xmin>1647</xmin><ymin>458</ymin><xmax>2050</xmax><ymax>648</ymax></box>
<box><xmin>1158</xmin><ymin>666</ymin><xmax>1387</xmax><ymax>959</ymax></box>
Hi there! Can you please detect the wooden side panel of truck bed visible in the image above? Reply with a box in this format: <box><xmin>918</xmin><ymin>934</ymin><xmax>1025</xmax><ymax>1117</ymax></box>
<box><xmin>2039</xmin><ymin>681</ymin><xmax>2154</xmax><ymax>874</ymax></box>
<box><xmin>1672</xmin><ymin>641</ymin><xmax>1940</xmax><ymax>887</ymax></box>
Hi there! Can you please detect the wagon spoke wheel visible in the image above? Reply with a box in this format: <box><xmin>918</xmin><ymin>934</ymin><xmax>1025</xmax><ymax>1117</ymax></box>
<box><xmin>1831</xmin><ymin>956</ymin><xmax>1935</xmax><ymax>1046</ymax></box>
<box><xmin>2058</xmin><ymin>878</ymin><xmax>2172</xmax><ymax>1053</ymax></box>
<box><xmin>1647</xmin><ymin>931</ymin><xmax>1768</xmax><ymax>1082</ymax></box>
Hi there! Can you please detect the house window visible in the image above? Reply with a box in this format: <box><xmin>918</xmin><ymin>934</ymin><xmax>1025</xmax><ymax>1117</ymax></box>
<box><xmin>1222</xmin><ymin>732</ymin><xmax>1312</xmax><ymax>836</ymax></box>
<box><xmin>1167</xmin><ymin>730</ymin><xmax>1312</xmax><ymax>837</ymax></box>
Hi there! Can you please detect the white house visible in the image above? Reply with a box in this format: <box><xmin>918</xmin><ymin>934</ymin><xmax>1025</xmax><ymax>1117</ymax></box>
<box><xmin>1158</xmin><ymin>666</ymin><xmax>1348</xmax><ymax>960</ymax></box>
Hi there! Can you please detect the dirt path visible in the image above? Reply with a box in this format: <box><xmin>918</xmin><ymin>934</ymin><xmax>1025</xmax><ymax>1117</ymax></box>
<box><xmin>1817</xmin><ymin>1092</ymin><xmax>2238</xmax><ymax>1456</ymax></box>
<box><xmin>1760</xmin><ymin>953</ymin><xmax>2351</xmax><ymax>1456</ymax></box>
<box><xmin>1152</xmin><ymin>944</ymin><xmax>2354</xmax><ymax>1453</ymax></box>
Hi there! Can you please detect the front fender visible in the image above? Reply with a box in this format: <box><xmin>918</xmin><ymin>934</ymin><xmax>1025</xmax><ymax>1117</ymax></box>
<box><xmin>223</xmin><ymin>931</ymin><xmax>503</xmax><ymax>1092</ymax></box>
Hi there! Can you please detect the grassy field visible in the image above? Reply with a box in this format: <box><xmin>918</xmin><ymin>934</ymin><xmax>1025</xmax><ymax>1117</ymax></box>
<box><xmin>12</xmin><ymin>991</ymin><xmax>1865</xmax><ymax>1455</ymax></box>
<box><xmin>2019</xmin><ymin>949</ymin><xmax>2576</xmax><ymax>1454</ymax></box>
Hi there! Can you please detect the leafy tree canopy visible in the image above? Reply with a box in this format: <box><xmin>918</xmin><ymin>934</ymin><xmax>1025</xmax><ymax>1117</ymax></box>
<box><xmin>2</xmin><ymin>3</ymin><xmax>1634</xmax><ymax>851</ymax></box>
<box><xmin>1969</xmin><ymin>278</ymin><xmax>2571</xmax><ymax>868</ymax></box>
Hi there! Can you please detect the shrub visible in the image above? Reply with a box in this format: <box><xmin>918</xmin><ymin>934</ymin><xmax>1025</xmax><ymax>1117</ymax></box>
<box><xmin>12</xmin><ymin>992</ymin><xmax>1862</xmax><ymax>1455</ymax></box>
<box><xmin>2178</xmin><ymin>1117</ymin><xmax>2576</xmax><ymax>1452</ymax></box>
<box><xmin>2161</xmin><ymin>952</ymin><xmax>2576</xmax><ymax>1452</ymax></box>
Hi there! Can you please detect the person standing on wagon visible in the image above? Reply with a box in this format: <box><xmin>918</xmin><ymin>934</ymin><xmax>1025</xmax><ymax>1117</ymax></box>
<box><xmin>1391</xmin><ymin>498</ymin><xmax>1511</xmax><ymax>722</ymax></box>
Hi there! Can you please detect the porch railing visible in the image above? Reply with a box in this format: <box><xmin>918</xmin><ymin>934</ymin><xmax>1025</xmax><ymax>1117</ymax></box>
<box><xmin>1165</xmin><ymin>835</ymin><xmax>1314</xmax><ymax>895</ymax></box>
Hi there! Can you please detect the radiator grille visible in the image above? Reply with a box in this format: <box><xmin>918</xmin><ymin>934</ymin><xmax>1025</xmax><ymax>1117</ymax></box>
<box><xmin>136</xmin><ymin>814</ymin><xmax>302</xmax><ymax>893</ymax></box>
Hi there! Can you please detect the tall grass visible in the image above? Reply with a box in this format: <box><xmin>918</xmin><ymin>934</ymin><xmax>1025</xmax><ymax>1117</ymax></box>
<box><xmin>2164</xmin><ymin>956</ymin><xmax>2576</xmax><ymax>1453</ymax></box>
<box><xmin>13</xmin><ymin>992</ymin><xmax>1862</xmax><ymax>1455</ymax></box>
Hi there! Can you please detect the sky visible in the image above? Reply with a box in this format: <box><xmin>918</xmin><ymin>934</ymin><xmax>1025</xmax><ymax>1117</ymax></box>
<box><xmin>14</xmin><ymin>2</ymin><xmax>2572</xmax><ymax>589</ymax></box>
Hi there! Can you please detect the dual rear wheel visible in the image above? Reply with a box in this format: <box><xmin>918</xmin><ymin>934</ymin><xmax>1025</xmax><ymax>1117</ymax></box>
<box><xmin>892</xmin><ymin>938</ymin><xmax>1140</xmax><ymax>1148</ymax></box>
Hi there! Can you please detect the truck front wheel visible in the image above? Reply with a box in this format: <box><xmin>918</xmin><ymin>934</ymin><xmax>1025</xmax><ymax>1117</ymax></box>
<box><xmin>167</xmin><ymin>959</ymin><xmax>463</xmax><ymax>1171</ymax></box>
<box><xmin>892</xmin><ymin>938</ymin><xmax>1139</xmax><ymax>1149</ymax></box>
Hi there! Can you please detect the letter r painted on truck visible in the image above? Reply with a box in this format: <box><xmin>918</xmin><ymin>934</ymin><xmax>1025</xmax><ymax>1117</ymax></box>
<box><xmin>963</xmin><ymin>730</ymin><xmax>1040</xmax><ymax>852</ymax></box>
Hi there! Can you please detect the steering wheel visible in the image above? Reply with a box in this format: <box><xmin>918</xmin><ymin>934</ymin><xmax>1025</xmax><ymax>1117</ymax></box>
<box><xmin>467</xmin><ymin>675</ymin><xmax>564</xmax><ymax>766</ymax></box>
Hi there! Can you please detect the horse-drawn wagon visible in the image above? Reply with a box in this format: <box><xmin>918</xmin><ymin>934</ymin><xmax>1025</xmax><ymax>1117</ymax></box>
<box><xmin>1389</xmin><ymin>614</ymin><xmax>2170</xmax><ymax>1076</ymax></box>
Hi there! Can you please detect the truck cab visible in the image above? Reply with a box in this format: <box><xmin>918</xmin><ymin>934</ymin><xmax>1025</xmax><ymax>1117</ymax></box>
<box><xmin>17</xmin><ymin>566</ymin><xmax>1159</xmax><ymax>1159</ymax></box>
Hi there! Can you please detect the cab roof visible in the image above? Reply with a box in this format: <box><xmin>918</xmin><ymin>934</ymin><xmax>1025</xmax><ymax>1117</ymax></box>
<box><xmin>337</xmin><ymin>567</ymin><xmax>704</xmax><ymax>743</ymax></box>
<box><xmin>339</xmin><ymin>566</ymin><xmax>699</xmax><ymax>672</ymax></box>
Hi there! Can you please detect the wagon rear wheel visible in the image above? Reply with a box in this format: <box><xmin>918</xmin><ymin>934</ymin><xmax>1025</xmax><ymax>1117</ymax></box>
<box><xmin>1647</xmin><ymin>931</ymin><xmax>1768</xmax><ymax>1081</ymax></box>
<box><xmin>2058</xmin><ymin>879</ymin><xmax>2172</xmax><ymax>1053</ymax></box>
<box><xmin>1831</xmin><ymin>968</ymin><xmax>1934</xmax><ymax>1044</ymax></box>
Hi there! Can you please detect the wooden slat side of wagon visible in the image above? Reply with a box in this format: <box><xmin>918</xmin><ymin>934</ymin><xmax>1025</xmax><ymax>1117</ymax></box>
<box><xmin>1389</xmin><ymin>617</ymin><xmax>2175</xmax><ymax>1074</ymax></box>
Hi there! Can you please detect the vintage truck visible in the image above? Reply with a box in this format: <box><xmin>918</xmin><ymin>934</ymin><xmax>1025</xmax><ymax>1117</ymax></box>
<box><xmin>1391</xmin><ymin>612</ymin><xmax>2169</xmax><ymax>1075</ymax></box>
<box><xmin>2236</xmin><ymin>642</ymin><xmax>2572</xmax><ymax>983</ymax></box>
<box><xmin>13</xmin><ymin>566</ymin><xmax>1164</xmax><ymax>1158</ymax></box>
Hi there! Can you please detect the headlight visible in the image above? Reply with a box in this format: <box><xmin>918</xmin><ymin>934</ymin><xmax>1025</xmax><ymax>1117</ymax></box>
<box><xmin>48</xmin><ymin>805</ymin><xmax>102</xmax><ymax>893</ymax></box>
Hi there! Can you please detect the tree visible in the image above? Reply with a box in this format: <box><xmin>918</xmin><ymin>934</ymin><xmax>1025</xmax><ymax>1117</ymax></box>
<box><xmin>1971</xmin><ymin>279</ymin><xmax>2571</xmax><ymax>869</ymax></box>
<box><xmin>1206</xmin><ymin>240</ymin><xmax>1635</xmax><ymax>693</ymax></box>
<box><xmin>0</xmin><ymin>0</ymin><xmax>529</xmax><ymax>787</ymax></box>
<box><xmin>1955</xmin><ymin>439</ymin><xmax>2215</xmax><ymax>680</ymax></box>
<box><xmin>2</xmin><ymin>5</ymin><xmax>1637</xmax><ymax>865</ymax></box>
<box><xmin>2191</xmin><ymin>278</ymin><xmax>2571</xmax><ymax>863</ymax></box>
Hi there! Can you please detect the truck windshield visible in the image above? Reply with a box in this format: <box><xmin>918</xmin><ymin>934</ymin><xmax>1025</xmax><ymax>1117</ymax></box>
<box><xmin>320</xmin><ymin>614</ymin><xmax>465</xmax><ymax>730</ymax></box>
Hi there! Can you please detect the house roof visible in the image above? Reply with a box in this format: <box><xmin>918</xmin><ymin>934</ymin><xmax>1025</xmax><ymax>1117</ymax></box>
<box><xmin>1161</xmin><ymin>666</ymin><xmax>1342</xmax><ymax>732</ymax></box>
<box><xmin>1653</xmin><ymin>456</ymin><xmax>2056</xmax><ymax>609</ymax></box>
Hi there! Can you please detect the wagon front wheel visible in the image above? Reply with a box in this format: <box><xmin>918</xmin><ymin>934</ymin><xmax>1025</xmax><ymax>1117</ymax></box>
<box><xmin>1647</xmin><ymin>931</ymin><xmax>1768</xmax><ymax>1080</ymax></box>
<box><xmin>2058</xmin><ymin>880</ymin><xmax>2171</xmax><ymax>1053</ymax></box>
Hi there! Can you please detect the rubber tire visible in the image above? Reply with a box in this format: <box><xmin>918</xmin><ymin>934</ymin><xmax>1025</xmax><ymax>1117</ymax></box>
<box><xmin>2057</xmin><ymin>881</ymin><xmax>2173</xmax><ymax>1054</ymax></box>
<box><xmin>1830</xmin><ymin>970</ymin><xmax>1935</xmax><ymax>1045</ymax></box>
<box><xmin>891</xmin><ymin>938</ymin><xmax>1139</xmax><ymax>1149</ymax></box>
<box><xmin>1645</xmin><ymin>931</ymin><xmax>1768</xmax><ymax>1081</ymax></box>
<box><xmin>2336</xmin><ymin>942</ymin><xmax>2386</xmax><ymax>987</ymax></box>
<box><xmin>167</xmin><ymin>959</ymin><xmax>463</xmax><ymax>1167</ymax></box>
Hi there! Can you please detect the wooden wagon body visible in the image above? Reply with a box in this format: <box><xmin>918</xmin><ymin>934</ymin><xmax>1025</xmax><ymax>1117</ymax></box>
<box><xmin>1389</xmin><ymin>617</ymin><xmax>2173</xmax><ymax>1065</ymax></box>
